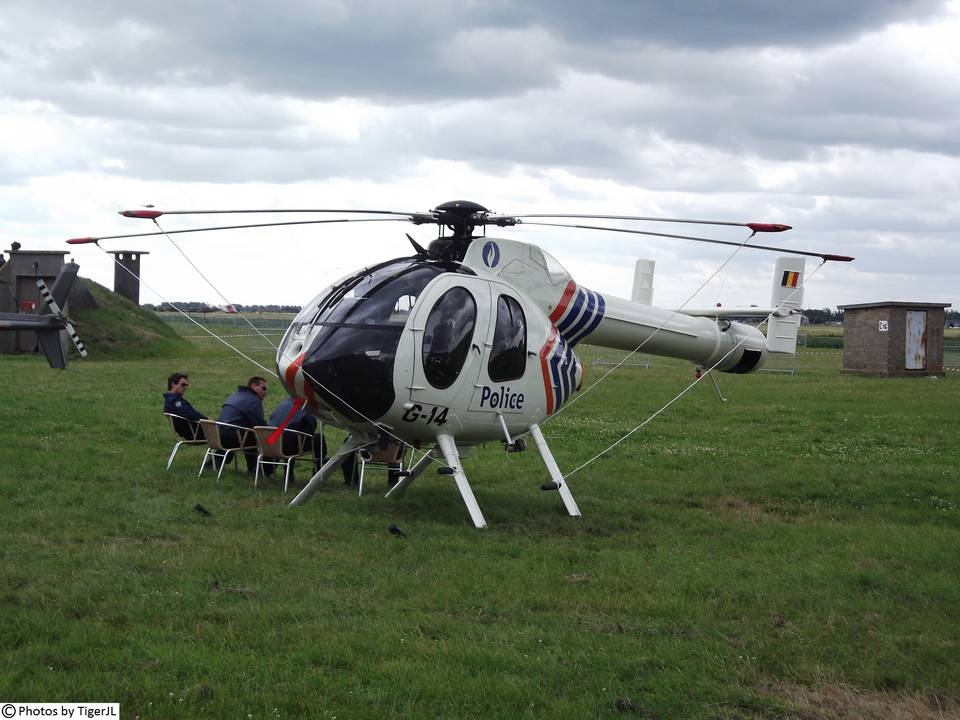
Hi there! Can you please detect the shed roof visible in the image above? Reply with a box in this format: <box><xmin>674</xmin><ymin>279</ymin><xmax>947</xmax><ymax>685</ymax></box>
<box><xmin>838</xmin><ymin>301</ymin><xmax>951</xmax><ymax>310</ymax></box>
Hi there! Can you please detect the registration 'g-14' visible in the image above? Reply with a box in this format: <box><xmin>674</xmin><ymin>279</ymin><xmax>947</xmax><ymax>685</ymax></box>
<box><xmin>401</xmin><ymin>403</ymin><xmax>449</xmax><ymax>426</ymax></box>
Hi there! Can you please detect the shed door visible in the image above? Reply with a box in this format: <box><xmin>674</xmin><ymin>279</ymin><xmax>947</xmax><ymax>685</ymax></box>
<box><xmin>905</xmin><ymin>311</ymin><xmax>926</xmax><ymax>370</ymax></box>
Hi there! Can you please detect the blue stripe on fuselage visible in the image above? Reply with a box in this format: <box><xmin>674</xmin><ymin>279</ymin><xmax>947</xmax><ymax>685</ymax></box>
<box><xmin>563</xmin><ymin>290</ymin><xmax>597</xmax><ymax>345</ymax></box>
<box><xmin>568</xmin><ymin>292</ymin><xmax>606</xmax><ymax>345</ymax></box>
<box><xmin>556</xmin><ymin>288</ymin><xmax>587</xmax><ymax>334</ymax></box>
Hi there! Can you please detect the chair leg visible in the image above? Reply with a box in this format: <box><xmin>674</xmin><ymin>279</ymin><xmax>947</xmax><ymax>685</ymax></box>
<box><xmin>284</xmin><ymin>459</ymin><xmax>293</xmax><ymax>494</ymax></box>
<box><xmin>199</xmin><ymin>449</ymin><xmax>212</xmax><ymax>478</ymax></box>
<box><xmin>358</xmin><ymin>459</ymin><xmax>366</xmax><ymax>496</ymax></box>
<box><xmin>167</xmin><ymin>441</ymin><xmax>184</xmax><ymax>471</ymax></box>
<box><xmin>254</xmin><ymin>455</ymin><xmax>261</xmax><ymax>487</ymax></box>
<box><xmin>217</xmin><ymin>450</ymin><xmax>231</xmax><ymax>481</ymax></box>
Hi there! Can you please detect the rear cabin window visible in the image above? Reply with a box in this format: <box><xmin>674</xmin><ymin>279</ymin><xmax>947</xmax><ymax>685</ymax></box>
<box><xmin>488</xmin><ymin>295</ymin><xmax>526</xmax><ymax>382</ymax></box>
<box><xmin>422</xmin><ymin>287</ymin><xmax>476</xmax><ymax>389</ymax></box>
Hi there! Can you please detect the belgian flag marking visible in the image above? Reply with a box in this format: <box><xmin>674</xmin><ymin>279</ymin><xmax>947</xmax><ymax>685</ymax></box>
<box><xmin>781</xmin><ymin>270</ymin><xmax>800</xmax><ymax>288</ymax></box>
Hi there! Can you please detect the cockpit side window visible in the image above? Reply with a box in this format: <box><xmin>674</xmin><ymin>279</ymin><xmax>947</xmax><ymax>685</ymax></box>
<box><xmin>422</xmin><ymin>287</ymin><xmax>477</xmax><ymax>390</ymax></box>
<box><xmin>298</xmin><ymin>259</ymin><xmax>463</xmax><ymax>422</ymax></box>
<box><xmin>488</xmin><ymin>295</ymin><xmax>526</xmax><ymax>383</ymax></box>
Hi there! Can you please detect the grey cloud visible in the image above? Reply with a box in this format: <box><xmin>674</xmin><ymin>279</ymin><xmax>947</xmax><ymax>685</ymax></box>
<box><xmin>2</xmin><ymin>0</ymin><xmax>951</xmax><ymax>105</ymax></box>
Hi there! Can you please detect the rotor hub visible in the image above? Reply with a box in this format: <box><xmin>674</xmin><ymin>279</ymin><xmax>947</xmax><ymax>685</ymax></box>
<box><xmin>427</xmin><ymin>200</ymin><xmax>490</xmax><ymax>261</ymax></box>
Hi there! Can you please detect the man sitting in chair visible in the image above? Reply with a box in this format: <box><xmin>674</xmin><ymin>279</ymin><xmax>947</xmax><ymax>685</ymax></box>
<box><xmin>218</xmin><ymin>376</ymin><xmax>269</xmax><ymax>476</ymax></box>
<box><xmin>270</xmin><ymin>397</ymin><xmax>328</xmax><ymax>475</ymax></box>
<box><xmin>163</xmin><ymin>372</ymin><xmax>207</xmax><ymax>438</ymax></box>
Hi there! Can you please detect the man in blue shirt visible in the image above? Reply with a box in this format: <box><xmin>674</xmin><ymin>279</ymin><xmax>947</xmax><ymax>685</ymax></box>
<box><xmin>163</xmin><ymin>372</ymin><xmax>207</xmax><ymax>439</ymax></box>
<box><xmin>218</xmin><ymin>376</ymin><xmax>269</xmax><ymax>474</ymax></box>
<box><xmin>269</xmin><ymin>397</ymin><xmax>328</xmax><ymax>475</ymax></box>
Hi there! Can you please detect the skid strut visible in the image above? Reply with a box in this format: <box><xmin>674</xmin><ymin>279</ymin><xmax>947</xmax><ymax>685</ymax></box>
<box><xmin>529</xmin><ymin>424</ymin><xmax>581</xmax><ymax>518</ymax></box>
<box><xmin>289</xmin><ymin>434</ymin><xmax>368</xmax><ymax>507</ymax></box>
<box><xmin>436</xmin><ymin>433</ymin><xmax>486</xmax><ymax>529</ymax></box>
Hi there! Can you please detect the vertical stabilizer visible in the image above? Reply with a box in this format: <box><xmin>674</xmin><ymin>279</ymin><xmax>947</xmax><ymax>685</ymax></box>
<box><xmin>36</xmin><ymin>330</ymin><xmax>67</xmax><ymax>369</ymax></box>
<box><xmin>631</xmin><ymin>259</ymin><xmax>655</xmax><ymax>304</ymax></box>
<box><xmin>41</xmin><ymin>262</ymin><xmax>79</xmax><ymax>316</ymax></box>
<box><xmin>766</xmin><ymin>257</ymin><xmax>805</xmax><ymax>354</ymax></box>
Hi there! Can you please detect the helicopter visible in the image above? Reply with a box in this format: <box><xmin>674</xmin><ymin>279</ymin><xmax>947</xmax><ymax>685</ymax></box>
<box><xmin>0</xmin><ymin>260</ymin><xmax>87</xmax><ymax>369</ymax></box>
<box><xmin>68</xmin><ymin>200</ymin><xmax>852</xmax><ymax>528</ymax></box>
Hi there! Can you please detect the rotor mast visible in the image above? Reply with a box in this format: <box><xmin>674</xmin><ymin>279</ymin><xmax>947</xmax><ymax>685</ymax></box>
<box><xmin>422</xmin><ymin>200</ymin><xmax>490</xmax><ymax>261</ymax></box>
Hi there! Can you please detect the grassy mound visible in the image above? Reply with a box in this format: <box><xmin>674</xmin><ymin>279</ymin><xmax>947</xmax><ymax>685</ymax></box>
<box><xmin>69</xmin><ymin>278</ymin><xmax>191</xmax><ymax>359</ymax></box>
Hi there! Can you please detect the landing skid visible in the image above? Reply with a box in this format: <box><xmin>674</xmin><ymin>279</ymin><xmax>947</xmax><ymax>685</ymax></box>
<box><xmin>290</xmin><ymin>428</ymin><xmax>581</xmax><ymax>529</ymax></box>
<box><xmin>288</xmin><ymin>434</ymin><xmax>368</xmax><ymax>507</ymax></box>
<box><xmin>385</xmin><ymin>426</ymin><xmax>580</xmax><ymax>528</ymax></box>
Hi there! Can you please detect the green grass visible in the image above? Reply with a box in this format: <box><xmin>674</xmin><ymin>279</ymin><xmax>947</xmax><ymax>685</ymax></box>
<box><xmin>70</xmin><ymin>280</ymin><xmax>192</xmax><ymax>360</ymax></box>
<box><xmin>1</xmin><ymin>338</ymin><xmax>958</xmax><ymax>719</ymax></box>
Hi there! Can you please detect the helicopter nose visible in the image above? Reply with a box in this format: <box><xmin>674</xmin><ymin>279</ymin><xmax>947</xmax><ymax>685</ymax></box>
<box><xmin>278</xmin><ymin>351</ymin><xmax>314</xmax><ymax>406</ymax></box>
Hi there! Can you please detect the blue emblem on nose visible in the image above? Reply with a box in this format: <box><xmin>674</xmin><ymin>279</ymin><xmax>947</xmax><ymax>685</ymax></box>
<box><xmin>482</xmin><ymin>241</ymin><xmax>501</xmax><ymax>268</ymax></box>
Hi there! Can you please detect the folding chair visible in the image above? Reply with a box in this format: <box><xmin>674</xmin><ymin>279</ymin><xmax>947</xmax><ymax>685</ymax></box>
<box><xmin>198</xmin><ymin>419</ymin><xmax>255</xmax><ymax>480</ymax></box>
<box><xmin>164</xmin><ymin>412</ymin><xmax>207</xmax><ymax>470</ymax></box>
<box><xmin>252</xmin><ymin>426</ymin><xmax>314</xmax><ymax>493</ymax></box>
<box><xmin>357</xmin><ymin>441</ymin><xmax>409</xmax><ymax>495</ymax></box>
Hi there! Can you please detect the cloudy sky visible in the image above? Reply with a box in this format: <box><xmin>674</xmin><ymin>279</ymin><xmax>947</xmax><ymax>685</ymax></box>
<box><xmin>1</xmin><ymin>0</ymin><xmax>957</xmax><ymax>311</ymax></box>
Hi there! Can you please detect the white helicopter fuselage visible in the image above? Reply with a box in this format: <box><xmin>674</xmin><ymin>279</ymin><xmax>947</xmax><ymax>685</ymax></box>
<box><xmin>277</xmin><ymin>236</ymin><xmax>772</xmax><ymax>446</ymax></box>
<box><xmin>70</xmin><ymin>198</ymin><xmax>821</xmax><ymax>527</ymax></box>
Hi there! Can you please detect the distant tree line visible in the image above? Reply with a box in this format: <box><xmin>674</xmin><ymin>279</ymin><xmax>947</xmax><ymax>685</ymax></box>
<box><xmin>142</xmin><ymin>303</ymin><xmax>959</xmax><ymax>326</ymax></box>
<box><xmin>142</xmin><ymin>302</ymin><xmax>302</xmax><ymax>313</ymax></box>
<box><xmin>802</xmin><ymin>309</ymin><xmax>959</xmax><ymax>325</ymax></box>
<box><xmin>802</xmin><ymin>308</ymin><xmax>844</xmax><ymax>324</ymax></box>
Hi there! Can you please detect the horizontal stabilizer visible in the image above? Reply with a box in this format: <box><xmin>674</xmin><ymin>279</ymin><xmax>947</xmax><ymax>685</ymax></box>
<box><xmin>680</xmin><ymin>307</ymin><xmax>800</xmax><ymax>319</ymax></box>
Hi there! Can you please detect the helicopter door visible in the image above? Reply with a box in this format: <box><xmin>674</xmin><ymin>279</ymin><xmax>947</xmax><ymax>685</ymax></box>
<box><xmin>469</xmin><ymin>290</ymin><xmax>528</xmax><ymax>415</ymax></box>
<box><xmin>408</xmin><ymin>277</ymin><xmax>491</xmax><ymax>430</ymax></box>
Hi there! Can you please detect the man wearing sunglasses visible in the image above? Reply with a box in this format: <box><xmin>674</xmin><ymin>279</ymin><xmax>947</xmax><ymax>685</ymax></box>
<box><xmin>163</xmin><ymin>372</ymin><xmax>207</xmax><ymax>439</ymax></box>
<box><xmin>218</xmin><ymin>376</ymin><xmax>270</xmax><ymax>476</ymax></box>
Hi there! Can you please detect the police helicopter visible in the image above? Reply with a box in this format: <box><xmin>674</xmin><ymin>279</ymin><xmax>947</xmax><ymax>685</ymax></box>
<box><xmin>68</xmin><ymin>200</ymin><xmax>852</xmax><ymax>528</ymax></box>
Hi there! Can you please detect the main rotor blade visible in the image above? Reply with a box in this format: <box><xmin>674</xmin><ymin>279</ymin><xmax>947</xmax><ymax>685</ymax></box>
<box><xmin>492</xmin><ymin>213</ymin><xmax>791</xmax><ymax>233</ymax></box>
<box><xmin>67</xmin><ymin>217</ymin><xmax>404</xmax><ymax>244</ymax></box>
<box><xmin>119</xmin><ymin>207</ymin><xmax>433</xmax><ymax>220</ymax></box>
<box><xmin>520</xmin><ymin>221</ymin><xmax>854</xmax><ymax>262</ymax></box>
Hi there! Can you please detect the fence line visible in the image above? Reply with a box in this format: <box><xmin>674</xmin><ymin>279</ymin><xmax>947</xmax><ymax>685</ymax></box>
<box><xmin>159</xmin><ymin>313</ymin><xmax>294</xmax><ymax>330</ymax></box>
<box><xmin>945</xmin><ymin>344</ymin><xmax>960</xmax><ymax>370</ymax></box>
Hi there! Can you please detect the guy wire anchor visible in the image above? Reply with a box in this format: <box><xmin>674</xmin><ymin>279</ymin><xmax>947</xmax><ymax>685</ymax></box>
<box><xmin>696</xmin><ymin>365</ymin><xmax>727</xmax><ymax>403</ymax></box>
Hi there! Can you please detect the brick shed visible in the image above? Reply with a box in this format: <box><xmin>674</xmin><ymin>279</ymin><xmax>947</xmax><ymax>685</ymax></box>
<box><xmin>838</xmin><ymin>301</ymin><xmax>951</xmax><ymax>376</ymax></box>
<box><xmin>0</xmin><ymin>248</ymin><xmax>67</xmax><ymax>355</ymax></box>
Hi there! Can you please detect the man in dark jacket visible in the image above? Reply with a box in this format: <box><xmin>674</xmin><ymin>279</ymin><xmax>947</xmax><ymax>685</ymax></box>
<box><xmin>163</xmin><ymin>372</ymin><xmax>207</xmax><ymax>438</ymax></box>
<box><xmin>218</xmin><ymin>376</ymin><xmax>269</xmax><ymax>474</ymax></box>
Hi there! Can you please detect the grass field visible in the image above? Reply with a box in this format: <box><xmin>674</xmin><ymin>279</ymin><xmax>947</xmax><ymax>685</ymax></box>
<box><xmin>1</xmin><ymin>334</ymin><xmax>958</xmax><ymax>719</ymax></box>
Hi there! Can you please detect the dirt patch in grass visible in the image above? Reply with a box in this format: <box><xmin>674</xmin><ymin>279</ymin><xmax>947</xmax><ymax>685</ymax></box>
<box><xmin>716</xmin><ymin>497</ymin><xmax>789</xmax><ymax>524</ymax></box>
<box><xmin>768</xmin><ymin>682</ymin><xmax>958</xmax><ymax>719</ymax></box>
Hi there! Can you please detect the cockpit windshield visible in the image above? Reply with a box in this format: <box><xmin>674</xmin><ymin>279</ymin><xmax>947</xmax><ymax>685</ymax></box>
<box><xmin>320</xmin><ymin>260</ymin><xmax>440</xmax><ymax>331</ymax></box>
<box><xmin>293</xmin><ymin>257</ymin><xmax>473</xmax><ymax>423</ymax></box>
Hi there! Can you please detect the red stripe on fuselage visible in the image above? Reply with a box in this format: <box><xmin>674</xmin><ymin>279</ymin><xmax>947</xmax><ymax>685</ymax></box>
<box><xmin>267</xmin><ymin>397</ymin><xmax>305</xmax><ymax>445</ymax></box>
<box><xmin>539</xmin><ymin>328</ymin><xmax>559</xmax><ymax>415</ymax></box>
<box><xmin>549</xmin><ymin>280</ymin><xmax>577</xmax><ymax>324</ymax></box>
<box><xmin>284</xmin><ymin>352</ymin><xmax>317</xmax><ymax>409</ymax></box>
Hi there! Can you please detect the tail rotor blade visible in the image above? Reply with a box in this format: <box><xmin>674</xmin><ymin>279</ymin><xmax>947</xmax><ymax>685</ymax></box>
<box><xmin>36</xmin><ymin>279</ymin><xmax>87</xmax><ymax>358</ymax></box>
